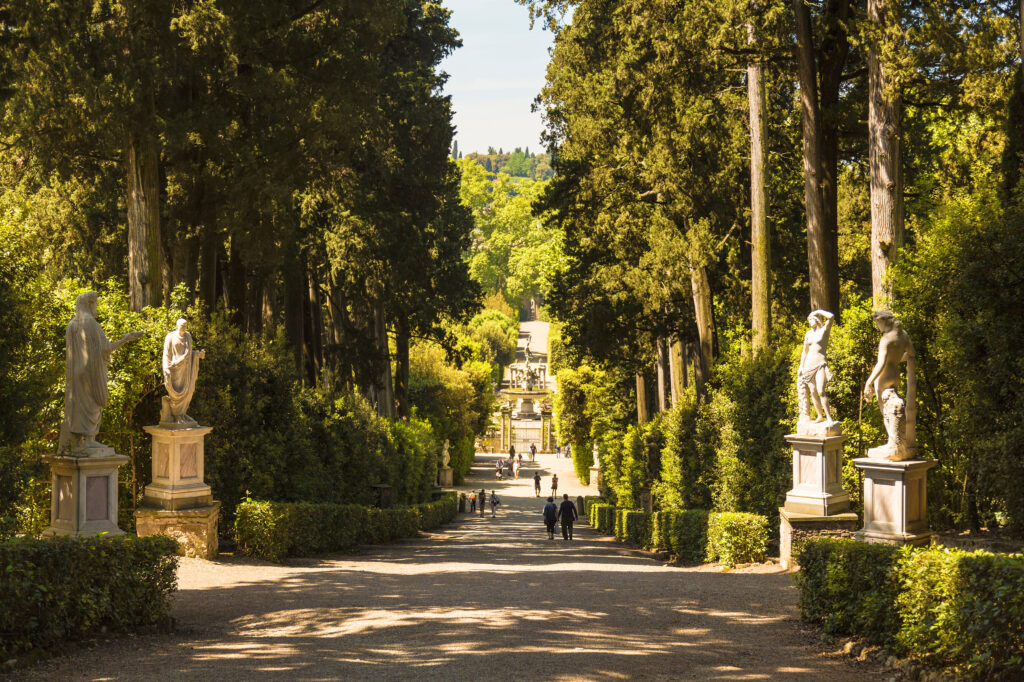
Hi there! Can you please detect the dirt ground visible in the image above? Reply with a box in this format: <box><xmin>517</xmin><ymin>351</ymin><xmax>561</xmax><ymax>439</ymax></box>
<box><xmin>13</xmin><ymin>453</ymin><xmax>885</xmax><ymax>681</ymax></box>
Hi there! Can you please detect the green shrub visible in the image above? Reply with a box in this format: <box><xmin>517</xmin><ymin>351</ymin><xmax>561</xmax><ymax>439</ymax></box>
<box><xmin>588</xmin><ymin>503</ymin><xmax>616</xmax><ymax>535</ymax></box>
<box><xmin>706</xmin><ymin>512</ymin><xmax>768</xmax><ymax>566</ymax></box>
<box><xmin>234</xmin><ymin>493</ymin><xmax>458</xmax><ymax>561</ymax></box>
<box><xmin>794</xmin><ymin>538</ymin><xmax>901</xmax><ymax>642</ymax></box>
<box><xmin>896</xmin><ymin>547</ymin><xmax>1024</xmax><ymax>676</ymax></box>
<box><xmin>614</xmin><ymin>508</ymin><xmax>629</xmax><ymax>540</ymax></box>
<box><xmin>0</xmin><ymin>535</ymin><xmax>178</xmax><ymax>660</ymax></box>
<box><xmin>621</xmin><ymin>510</ymin><xmax>651</xmax><ymax>547</ymax></box>
<box><xmin>583</xmin><ymin>496</ymin><xmax>603</xmax><ymax>520</ymax></box>
<box><xmin>668</xmin><ymin>509</ymin><xmax>710</xmax><ymax>563</ymax></box>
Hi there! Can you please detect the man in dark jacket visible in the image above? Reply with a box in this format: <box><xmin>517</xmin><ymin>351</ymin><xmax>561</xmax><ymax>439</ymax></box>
<box><xmin>557</xmin><ymin>493</ymin><xmax>578</xmax><ymax>540</ymax></box>
<box><xmin>542</xmin><ymin>497</ymin><xmax>558</xmax><ymax>539</ymax></box>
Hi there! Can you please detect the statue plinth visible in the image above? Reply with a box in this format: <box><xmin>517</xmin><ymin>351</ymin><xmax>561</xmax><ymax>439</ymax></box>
<box><xmin>779</xmin><ymin>431</ymin><xmax>856</xmax><ymax>569</ymax></box>
<box><xmin>140</xmin><ymin>424</ymin><xmax>213</xmax><ymax>510</ymax></box>
<box><xmin>135</xmin><ymin>423</ymin><xmax>219</xmax><ymax>559</ymax></box>
<box><xmin>854</xmin><ymin>457</ymin><xmax>936</xmax><ymax>547</ymax></box>
<box><xmin>438</xmin><ymin>466</ymin><xmax>454</xmax><ymax>487</ymax></box>
<box><xmin>782</xmin><ymin>432</ymin><xmax>850</xmax><ymax>516</ymax></box>
<box><xmin>42</xmin><ymin>449</ymin><xmax>128</xmax><ymax>537</ymax></box>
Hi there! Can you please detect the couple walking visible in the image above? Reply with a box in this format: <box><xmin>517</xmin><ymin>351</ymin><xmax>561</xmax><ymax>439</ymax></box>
<box><xmin>542</xmin><ymin>494</ymin><xmax>577</xmax><ymax>540</ymax></box>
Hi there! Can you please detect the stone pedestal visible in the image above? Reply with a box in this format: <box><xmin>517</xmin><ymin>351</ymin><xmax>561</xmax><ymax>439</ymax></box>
<box><xmin>779</xmin><ymin>431</ymin><xmax>853</xmax><ymax>568</ymax></box>
<box><xmin>135</xmin><ymin>424</ymin><xmax>219</xmax><ymax>558</ymax></box>
<box><xmin>135</xmin><ymin>503</ymin><xmax>220</xmax><ymax>559</ymax></box>
<box><xmin>438</xmin><ymin>466</ymin><xmax>454</xmax><ymax>487</ymax></box>
<box><xmin>854</xmin><ymin>458</ymin><xmax>937</xmax><ymax>546</ymax></box>
<box><xmin>43</xmin><ymin>449</ymin><xmax>128</xmax><ymax>537</ymax></box>
<box><xmin>779</xmin><ymin>508</ymin><xmax>859</xmax><ymax>570</ymax></box>
<box><xmin>589</xmin><ymin>466</ymin><xmax>603</xmax><ymax>490</ymax></box>
<box><xmin>141</xmin><ymin>425</ymin><xmax>213</xmax><ymax>510</ymax></box>
<box><xmin>783</xmin><ymin>433</ymin><xmax>850</xmax><ymax>516</ymax></box>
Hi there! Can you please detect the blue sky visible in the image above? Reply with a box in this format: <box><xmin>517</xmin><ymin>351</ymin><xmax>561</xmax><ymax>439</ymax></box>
<box><xmin>440</xmin><ymin>0</ymin><xmax>556</xmax><ymax>155</ymax></box>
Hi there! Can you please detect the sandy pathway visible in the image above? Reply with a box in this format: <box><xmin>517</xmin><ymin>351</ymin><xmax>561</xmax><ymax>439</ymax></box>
<box><xmin>14</xmin><ymin>454</ymin><xmax>881</xmax><ymax>680</ymax></box>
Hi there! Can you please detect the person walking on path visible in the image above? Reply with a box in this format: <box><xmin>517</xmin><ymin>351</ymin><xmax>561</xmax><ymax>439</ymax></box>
<box><xmin>509</xmin><ymin>444</ymin><xmax>516</xmax><ymax>461</ymax></box>
<box><xmin>490</xmin><ymin>490</ymin><xmax>501</xmax><ymax>518</ymax></box>
<box><xmin>551</xmin><ymin>473</ymin><xmax>559</xmax><ymax>497</ymax></box>
<box><xmin>565</xmin><ymin>443</ymin><xmax>572</xmax><ymax>459</ymax></box>
<box><xmin>469</xmin><ymin>493</ymin><xmax>476</xmax><ymax>513</ymax></box>
<box><xmin>480</xmin><ymin>488</ymin><xmax>486</xmax><ymax>517</ymax></box>
<box><xmin>534</xmin><ymin>471</ymin><xmax>542</xmax><ymax>497</ymax></box>
<box><xmin>513</xmin><ymin>458</ymin><xmax>520</xmax><ymax>479</ymax></box>
<box><xmin>530</xmin><ymin>443</ymin><xmax>537</xmax><ymax>460</ymax></box>
<box><xmin>542</xmin><ymin>497</ymin><xmax>558</xmax><ymax>540</ymax></box>
<box><xmin>558</xmin><ymin>493</ymin><xmax>578</xmax><ymax>540</ymax></box>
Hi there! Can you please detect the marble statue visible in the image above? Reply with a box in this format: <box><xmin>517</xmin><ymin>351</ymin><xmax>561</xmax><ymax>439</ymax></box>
<box><xmin>797</xmin><ymin>309</ymin><xmax>837</xmax><ymax>433</ymax></box>
<box><xmin>59</xmin><ymin>292</ymin><xmax>144</xmax><ymax>453</ymax></box>
<box><xmin>441</xmin><ymin>439</ymin><xmax>451</xmax><ymax>468</ymax></box>
<box><xmin>863</xmin><ymin>311</ymin><xmax>917</xmax><ymax>461</ymax></box>
<box><xmin>160</xmin><ymin>318</ymin><xmax>206</xmax><ymax>426</ymax></box>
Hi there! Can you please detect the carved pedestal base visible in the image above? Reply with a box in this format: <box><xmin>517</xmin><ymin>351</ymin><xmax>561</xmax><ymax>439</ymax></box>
<box><xmin>142</xmin><ymin>424</ymin><xmax>213</xmax><ymax>510</ymax></box>
<box><xmin>135</xmin><ymin>503</ymin><xmax>220</xmax><ymax>559</ymax></box>
<box><xmin>783</xmin><ymin>433</ymin><xmax>850</xmax><ymax>516</ymax></box>
<box><xmin>589</xmin><ymin>466</ymin><xmax>603</xmax><ymax>490</ymax></box>
<box><xmin>779</xmin><ymin>508</ymin><xmax>859</xmax><ymax>570</ymax></box>
<box><xmin>438</xmin><ymin>466</ymin><xmax>454</xmax><ymax>487</ymax></box>
<box><xmin>854</xmin><ymin>458</ymin><xmax>937</xmax><ymax>546</ymax></box>
<box><xmin>43</xmin><ymin>451</ymin><xmax>128</xmax><ymax>537</ymax></box>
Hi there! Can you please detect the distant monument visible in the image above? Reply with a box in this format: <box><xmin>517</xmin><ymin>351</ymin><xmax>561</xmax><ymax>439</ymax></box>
<box><xmin>438</xmin><ymin>439</ymin><xmax>454</xmax><ymax>487</ymax></box>
<box><xmin>45</xmin><ymin>292</ymin><xmax>143</xmax><ymax>537</ymax></box>
<box><xmin>854</xmin><ymin>311</ymin><xmax>935</xmax><ymax>546</ymax></box>
<box><xmin>135</xmin><ymin>320</ymin><xmax>219</xmax><ymax>559</ymax></box>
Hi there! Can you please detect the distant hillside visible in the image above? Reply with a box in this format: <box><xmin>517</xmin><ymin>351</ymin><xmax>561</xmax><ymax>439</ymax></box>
<box><xmin>452</xmin><ymin>144</ymin><xmax>554</xmax><ymax>181</ymax></box>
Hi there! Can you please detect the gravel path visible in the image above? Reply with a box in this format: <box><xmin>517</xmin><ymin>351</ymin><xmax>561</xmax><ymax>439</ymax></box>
<box><xmin>14</xmin><ymin>454</ymin><xmax>882</xmax><ymax>681</ymax></box>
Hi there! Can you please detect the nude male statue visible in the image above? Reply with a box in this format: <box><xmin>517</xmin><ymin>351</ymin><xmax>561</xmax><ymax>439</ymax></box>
<box><xmin>798</xmin><ymin>309</ymin><xmax>835</xmax><ymax>426</ymax></box>
<box><xmin>863</xmin><ymin>311</ymin><xmax>917</xmax><ymax>460</ymax></box>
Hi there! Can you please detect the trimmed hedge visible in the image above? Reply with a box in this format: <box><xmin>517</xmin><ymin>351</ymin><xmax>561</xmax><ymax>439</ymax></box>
<box><xmin>621</xmin><ymin>510</ymin><xmax>651</xmax><ymax>547</ymax></box>
<box><xmin>652</xmin><ymin>509</ymin><xmax>710</xmax><ymax>563</ymax></box>
<box><xmin>582</xmin><ymin>496</ymin><xmax>603</xmax><ymax>519</ymax></box>
<box><xmin>706</xmin><ymin>512</ymin><xmax>768</xmax><ymax>566</ymax></box>
<box><xmin>235</xmin><ymin>492</ymin><xmax>458</xmax><ymax>562</ymax></box>
<box><xmin>0</xmin><ymin>535</ymin><xmax>179</xmax><ymax>661</ymax></box>
<box><xmin>796</xmin><ymin>538</ymin><xmax>1024</xmax><ymax>678</ymax></box>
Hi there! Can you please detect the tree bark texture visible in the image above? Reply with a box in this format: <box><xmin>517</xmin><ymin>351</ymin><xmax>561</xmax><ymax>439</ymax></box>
<box><xmin>636</xmin><ymin>370</ymin><xmax>649</xmax><ymax>425</ymax></box>
<box><xmin>374</xmin><ymin>301</ymin><xmax>394</xmax><ymax>419</ymax></box>
<box><xmin>283</xmin><ymin>245</ymin><xmax>307</xmax><ymax>377</ymax></box>
<box><xmin>656</xmin><ymin>338</ymin><xmax>668</xmax><ymax>412</ymax></box>
<box><xmin>125</xmin><ymin>128</ymin><xmax>162</xmax><ymax>311</ymax></box>
<box><xmin>668</xmin><ymin>338</ymin><xmax>685</xmax><ymax>405</ymax></box>
<box><xmin>395</xmin><ymin>320</ymin><xmax>410</xmax><ymax>420</ymax></box>
<box><xmin>690</xmin><ymin>265</ymin><xmax>714</xmax><ymax>397</ymax></box>
<box><xmin>747</xmin><ymin>22</ymin><xmax>770</xmax><ymax>351</ymax></box>
<box><xmin>868</xmin><ymin>0</ymin><xmax>904</xmax><ymax>308</ymax></box>
<box><xmin>792</xmin><ymin>0</ymin><xmax>838</xmax><ymax>316</ymax></box>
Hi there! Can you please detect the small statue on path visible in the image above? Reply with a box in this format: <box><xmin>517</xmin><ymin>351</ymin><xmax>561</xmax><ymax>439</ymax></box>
<box><xmin>160</xmin><ymin>318</ymin><xmax>206</xmax><ymax>427</ymax></box>
<box><xmin>863</xmin><ymin>311</ymin><xmax>917</xmax><ymax>461</ymax></box>
<box><xmin>441</xmin><ymin>439</ymin><xmax>451</xmax><ymax>468</ymax></box>
<box><xmin>797</xmin><ymin>309</ymin><xmax>837</xmax><ymax>433</ymax></box>
<box><xmin>59</xmin><ymin>291</ymin><xmax>144</xmax><ymax>453</ymax></box>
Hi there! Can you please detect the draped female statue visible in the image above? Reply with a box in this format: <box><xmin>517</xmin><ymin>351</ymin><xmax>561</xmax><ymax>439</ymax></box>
<box><xmin>59</xmin><ymin>292</ymin><xmax>143</xmax><ymax>453</ymax></box>
<box><xmin>160</xmin><ymin>318</ymin><xmax>206</xmax><ymax>426</ymax></box>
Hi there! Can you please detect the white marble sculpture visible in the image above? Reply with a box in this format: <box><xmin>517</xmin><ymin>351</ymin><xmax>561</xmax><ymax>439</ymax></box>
<box><xmin>797</xmin><ymin>309</ymin><xmax>840</xmax><ymax>436</ymax></box>
<box><xmin>441</xmin><ymin>439</ymin><xmax>451</xmax><ymax>468</ymax></box>
<box><xmin>160</xmin><ymin>318</ymin><xmax>206</xmax><ymax>426</ymax></box>
<box><xmin>863</xmin><ymin>311</ymin><xmax>916</xmax><ymax>461</ymax></box>
<box><xmin>59</xmin><ymin>292</ymin><xmax>144</xmax><ymax>453</ymax></box>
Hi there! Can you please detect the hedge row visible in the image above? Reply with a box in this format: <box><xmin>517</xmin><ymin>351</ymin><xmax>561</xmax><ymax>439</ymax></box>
<box><xmin>0</xmin><ymin>535</ymin><xmax>179</xmax><ymax>661</ymax></box>
<box><xmin>584</xmin><ymin>500</ymin><xmax>768</xmax><ymax>566</ymax></box>
<box><xmin>235</xmin><ymin>492</ymin><xmax>458</xmax><ymax>562</ymax></box>
<box><xmin>796</xmin><ymin>538</ymin><xmax>1024</xmax><ymax>677</ymax></box>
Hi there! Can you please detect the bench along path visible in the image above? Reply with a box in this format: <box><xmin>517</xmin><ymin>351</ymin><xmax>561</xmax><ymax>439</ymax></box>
<box><xmin>15</xmin><ymin>453</ymin><xmax>881</xmax><ymax>681</ymax></box>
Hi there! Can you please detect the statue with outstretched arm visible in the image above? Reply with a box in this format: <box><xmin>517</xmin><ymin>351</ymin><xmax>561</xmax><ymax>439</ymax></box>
<box><xmin>798</xmin><ymin>309</ymin><xmax>835</xmax><ymax>425</ymax></box>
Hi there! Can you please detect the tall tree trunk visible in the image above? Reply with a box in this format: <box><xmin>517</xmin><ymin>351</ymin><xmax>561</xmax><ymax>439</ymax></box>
<box><xmin>262</xmin><ymin>276</ymin><xmax>277</xmax><ymax>334</ymax></box>
<box><xmin>668</xmin><ymin>338</ymin><xmax>685</xmax><ymax>405</ymax></box>
<box><xmin>307</xmin><ymin>271</ymin><xmax>324</xmax><ymax>381</ymax></box>
<box><xmin>395</xmin><ymin>318</ymin><xmax>410</xmax><ymax>420</ymax></box>
<box><xmin>747</xmin><ymin>21</ymin><xmax>770</xmax><ymax>350</ymax></box>
<box><xmin>868</xmin><ymin>0</ymin><xmax>904</xmax><ymax>308</ymax></box>
<box><xmin>283</xmin><ymin>244</ymin><xmax>307</xmax><ymax>376</ymax></box>
<box><xmin>226</xmin><ymin>244</ymin><xmax>246</xmax><ymax>326</ymax></box>
<box><xmin>374</xmin><ymin>301</ymin><xmax>394</xmax><ymax>419</ymax></box>
<box><xmin>656</xmin><ymin>338</ymin><xmax>668</xmax><ymax>412</ymax></box>
<box><xmin>125</xmin><ymin>127</ymin><xmax>162</xmax><ymax>311</ymax></box>
<box><xmin>792</xmin><ymin>0</ymin><xmax>834</xmax><ymax>315</ymax></box>
<box><xmin>690</xmin><ymin>266</ymin><xmax>714</xmax><ymax>398</ymax></box>
<box><xmin>636</xmin><ymin>370</ymin><xmax>649</xmax><ymax>425</ymax></box>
